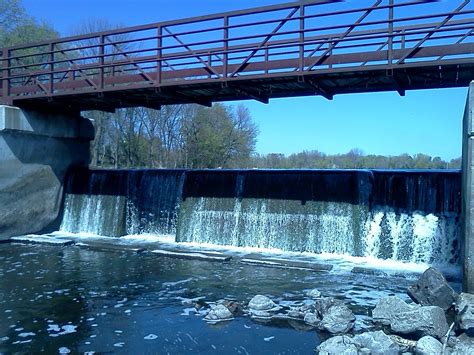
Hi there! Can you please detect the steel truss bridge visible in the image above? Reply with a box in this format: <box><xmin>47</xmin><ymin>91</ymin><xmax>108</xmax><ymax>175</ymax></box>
<box><xmin>0</xmin><ymin>0</ymin><xmax>473</xmax><ymax>112</ymax></box>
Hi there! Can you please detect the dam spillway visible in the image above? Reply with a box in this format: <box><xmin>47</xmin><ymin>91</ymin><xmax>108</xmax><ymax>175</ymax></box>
<box><xmin>59</xmin><ymin>168</ymin><xmax>461</xmax><ymax>266</ymax></box>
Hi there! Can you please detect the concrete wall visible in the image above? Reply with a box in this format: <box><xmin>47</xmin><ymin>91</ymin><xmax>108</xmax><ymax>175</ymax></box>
<box><xmin>0</xmin><ymin>106</ymin><xmax>94</xmax><ymax>240</ymax></box>
<box><xmin>462</xmin><ymin>82</ymin><xmax>474</xmax><ymax>292</ymax></box>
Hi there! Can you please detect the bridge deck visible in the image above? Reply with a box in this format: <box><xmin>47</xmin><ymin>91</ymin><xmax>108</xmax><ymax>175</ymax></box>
<box><xmin>0</xmin><ymin>0</ymin><xmax>473</xmax><ymax>112</ymax></box>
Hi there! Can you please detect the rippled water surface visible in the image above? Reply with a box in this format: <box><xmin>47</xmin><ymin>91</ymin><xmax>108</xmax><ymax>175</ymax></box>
<box><xmin>0</xmin><ymin>243</ymin><xmax>423</xmax><ymax>354</ymax></box>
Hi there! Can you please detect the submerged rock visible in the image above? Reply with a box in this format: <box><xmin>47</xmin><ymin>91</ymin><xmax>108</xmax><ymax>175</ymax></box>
<box><xmin>317</xmin><ymin>335</ymin><xmax>358</xmax><ymax>355</ymax></box>
<box><xmin>407</xmin><ymin>267</ymin><xmax>457</xmax><ymax>310</ymax></box>
<box><xmin>320</xmin><ymin>304</ymin><xmax>355</xmax><ymax>334</ymax></box>
<box><xmin>391</xmin><ymin>306</ymin><xmax>449</xmax><ymax>340</ymax></box>
<box><xmin>204</xmin><ymin>304</ymin><xmax>233</xmax><ymax>322</ymax></box>
<box><xmin>414</xmin><ymin>336</ymin><xmax>443</xmax><ymax>355</ymax></box>
<box><xmin>455</xmin><ymin>292</ymin><xmax>474</xmax><ymax>335</ymax></box>
<box><xmin>306</xmin><ymin>288</ymin><xmax>322</xmax><ymax>299</ymax></box>
<box><xmin>248</xmin><ymin>295</ymin><xmax>276</xmax><ymax>311</ymax></box>
<box><xmin>353</xmin><ymin>330</ymin><xmax>400</xmax><ymax>355</ymax></box>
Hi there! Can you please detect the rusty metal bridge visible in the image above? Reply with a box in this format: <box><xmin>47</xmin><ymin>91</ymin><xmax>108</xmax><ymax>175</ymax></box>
<box><xmin>0</xmin><ymin>0</ymin><xmax>473</xmax><ymax>112</ymax></box>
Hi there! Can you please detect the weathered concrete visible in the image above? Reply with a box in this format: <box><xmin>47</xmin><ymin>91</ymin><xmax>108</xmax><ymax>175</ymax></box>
<box><xmin>462</xmin><ymin>82</ymin><xmax>474</xmax><ymax>292</ymax></box>
<box><xmin>0</xmin><ymin>105</ymin><xmax>93</xmax><ymax>240</ymax></box>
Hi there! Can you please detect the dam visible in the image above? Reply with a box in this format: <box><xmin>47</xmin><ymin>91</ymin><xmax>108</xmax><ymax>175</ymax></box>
<box><xmin>60</xmin><ymin>168</ymin><xmax>461</xmax><ymax>267</ymax></box>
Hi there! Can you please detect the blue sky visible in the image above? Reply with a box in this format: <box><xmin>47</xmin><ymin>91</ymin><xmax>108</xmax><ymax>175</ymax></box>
<box><xmin>22</xmin><ymin>0</ymin><xmax>471</xmax><ymax>160</ymax></box>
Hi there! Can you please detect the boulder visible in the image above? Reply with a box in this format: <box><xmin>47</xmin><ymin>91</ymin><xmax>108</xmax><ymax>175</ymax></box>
<box><xmin>415</xmin><ymin>336</ymin><xmax>443</xmax><ymax>355</ymax></box>
<box><xmin>317</xmin><ymin>335</ymin><xmax>358</xmax><ymax>355</ymax></box>
<box><xmin>303</xmin><ymin>312</ymin><xmax>320</xmax><ymax>327</ymax></box>
<box><xmin>320</xmin><ymin>304</ymin><xmax>355</xmax><ymax>334</ymax></box>
<box><xmin>306</xmin><ymin>288</ymin><xmax>322</xmax><ymax>299</ymax></box>
<box><xmin>315</xmin><ymin>297</ymin><xmax>343</xmax><ymax>318</ymax></box>
<box><xmin>455</xmin><ymin>292</ymin><xmax>474</xmax><ymax>335</ymax></box>
<box><xmin>204</xmin><ymin>304</ymin><xmax>233</xmax><ymax>322</ymax></box>
<box><xmin>353</xmin><ymin>330</ymin><xmax>400</xmax><ymax>355</ymax></box>
<box><xmin>391</xmin><ymin>306</ymin><xmax>449</xmax><ymax>340</ymax></box>
<box><xmin>248</xmin><ymin>295</ymin><xmax>276</xmax><ymax>311</ymax></box>
<box><xmin>451</xmin><ymin>333</ymin><xmax>474</xmax><ymax>354</ymax></box>
<box><xmin>372</xmin><ymin>296</ymin><xmax>415</xmax><ymax>326</ymax></box>
<box><xmin>407</xmin><ymin>267</ymin><xmax>457</xmax><ymax>310</ymax></box>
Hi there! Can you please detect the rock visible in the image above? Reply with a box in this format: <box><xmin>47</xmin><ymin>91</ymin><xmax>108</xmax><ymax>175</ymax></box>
<box><xmin>391</xmin><ymin>306</ymin><xmax>449</xmax><ymax>340</ymax></box>
<box><xmin>390</xmin><ymin>335</ymin><xmax>417</xmax><ymax>353</ymax></box>
<box><xmin>204</xmin><ymin>304</ymin><xmax>233</xmax><ymax>322</ymax></box>
<box><xmin>249</xmin><ymin>309</ymin><xmax>272</xmax><ymax>318</ymax></box>
<box><xmin>317</xmin><ymin>335</ymin><xmax>358</xmax><ymax>355</ymax></box>
<box><xmin>306</xmin><ymin>288</ymin><xmax>322</xmax><ymax>299</ymax></box>
<box><xmin>415</xmin><ymin>336</ymin><xmax>443</xmax><ymax>355</ymax></box>
<box><xmin>407</xmin><ymin>267</ymin><xmax>457</xmax><ymax>311</ymax></box>
<box><xmin>248</xmin><ymin>295</ymin><xmax>276</xmax><ymax>311</ymax></box>
<box><xmin>222</xmin><ymin>300</ymin><xmax>243</xmax><ymax>316</ymax></box>
<box><xmin>303</xmin><ymin>312</ymin><xmax>320</xmax><ymax>327</ymax></box>
<box><xmin>315</xmin><ymin>297</ymin><xmax>343</xmax><ymax>317</ymax></box>
<box><xmin>451</xmin><ymin>333</ymin><xmax>474</xmax><ymax>354</ymax></box>
<box><xmin>372</xmin><ymin>296</ymin><xmax>415</xmax><ymax>326</ymax></box>
<box><xmin>455</xmin><ymin>292</ymin><xmax>474</xmax><ymax>335</ymax></box>
<box><xmin>353</xmin><ymin>330</ymin><xmax>400</xmax><ymax>355</ymax></box>
<box><xmin>321</xmin><ymin>304</ymin><xmax>355</xmax><ymax>334</ymax></box>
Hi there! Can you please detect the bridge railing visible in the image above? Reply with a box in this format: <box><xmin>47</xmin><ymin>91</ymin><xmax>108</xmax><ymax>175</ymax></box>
<box><xmin>0</xmin><ymin>0</ymin><xmax>473</xmax><ymax>105</ymax></box>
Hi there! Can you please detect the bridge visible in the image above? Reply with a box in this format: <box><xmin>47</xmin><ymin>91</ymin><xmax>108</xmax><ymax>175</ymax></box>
<box><xmin>0</xmin><ymin>0</ymin><xmax>473</xmax><ymax>112</ymax></box>
<box><xmin>1</xmin><ymin>0</ymin><xmax>474</xmax><ymax>292</ymax></box>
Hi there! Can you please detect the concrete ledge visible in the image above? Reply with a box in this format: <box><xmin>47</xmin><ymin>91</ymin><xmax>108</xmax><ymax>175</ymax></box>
<box><xmin>10</xmin><ymin>235</ymin><xmax>74</xmax><ymax>246</ymax></box>
<box><xmin>0</xmin><ymin>105</ymin><xmax>94</xmax><ymax>140</ymax></box>
<box><xmin>151</xmin><ymin>249</ymin><xmax>232</xmax><ymax>262</ymax></box>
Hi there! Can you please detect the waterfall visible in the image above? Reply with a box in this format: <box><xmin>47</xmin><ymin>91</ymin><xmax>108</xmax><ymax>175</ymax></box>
<box><xmin>59</xmin><ymin>168</ymin><xmax>461</xmax><ymax>266</ymax></box>
<box><xmin>60</xmin><ymin>169</ymin><xmax>184</xmax><ymax>236</ymax></box>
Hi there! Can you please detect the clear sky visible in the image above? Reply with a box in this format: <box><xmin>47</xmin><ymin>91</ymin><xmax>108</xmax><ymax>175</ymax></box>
<box><xmin>21</xmin><ymin>0</ymin><xmax>471</xmax><ymax>160</ymax></box>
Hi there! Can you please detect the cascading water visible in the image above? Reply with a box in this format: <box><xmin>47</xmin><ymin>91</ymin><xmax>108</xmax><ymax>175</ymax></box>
<box><xmin>59</xmin><ymin>168</ymin><xmax>461</xmax><ymax>266</ymax></box>
<box><xmin>60</xmin><ymin>169</ymin><xmax>185</xmax><ymax>236</ymax></box>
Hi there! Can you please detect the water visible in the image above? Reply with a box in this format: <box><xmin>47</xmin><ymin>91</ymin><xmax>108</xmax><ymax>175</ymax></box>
<box><xmin>0</xmin><ymin>243</ymin><xmax>423</xmax><ymax>354</ymax></box>
<box><xmin>59</xmin><ymin>169</ymin><xmax>461</xmax><ymax>266</ymax></box>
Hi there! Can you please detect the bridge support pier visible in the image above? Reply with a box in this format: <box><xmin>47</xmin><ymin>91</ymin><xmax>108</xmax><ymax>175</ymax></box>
<box><xmin>0</xmin><ymin>105</ymin><xmax>94</xmax><ymax>240</ymax></box>
<box><xmin>462</xmin><ymin>82</ymin><xmax>474</xmax><ymax>292</ymax></box>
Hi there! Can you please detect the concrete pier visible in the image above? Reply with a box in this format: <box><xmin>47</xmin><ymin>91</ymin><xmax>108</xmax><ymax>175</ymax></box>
<box><xmin>462</xmin><ymin>82</ymin><xmax>474</xmax><ymax>292</ymax></box>
<box><xmin>0</xmin><ymin>106</ymin><xmax>94</xmax><ymax>240</ymax></box>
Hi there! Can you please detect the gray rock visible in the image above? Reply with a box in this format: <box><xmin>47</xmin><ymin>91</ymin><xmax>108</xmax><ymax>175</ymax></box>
<box><xmin>248</xmin><ymin>295</ymin><xmax>276</xmax><ymax>311</ymax></box>
<box><xmin>321</xmin><ymin>304</ymin><xmax>355</xmax><ymax>334</ymax></box>
<box><xmin>451</xmin><ymin>333</ymin><xmax>474</xmax><ymax>354</ymax></box>
<box><xmin>204</xmin><ymin>304</ymin><xmax>233</xmax><ymax>322</ymax></box>
<box><xmin>317</xmin><ymin>335</ymin><xmax>358</xmax><ymax>355</ymax></box>
<box><xmin>306</xmin><ymin>288</ymin><xmax>322</xmax><ymax>299</ymax></box>
<box><xmin>372</xmin><ymin>296</ymin><xmax>416</xmax><ymax>326</ymax></box>
<box><xmin>415</xmin><ymin>336</ymin><xmax>443</xmax><ymax>355</ymax></box>
<box><xmin>315</xmin><ymin>297</ymin><xmax>343</xmax><ymax>317</ymax></box>
<box><xmin>303</xmin><ymin>312</ymin><xmax>320</xmax><ymax>327</ymax></box>
<box><xmin>455</xmin><ymin>292</ymin><xmax>474</xmax><ymax>335</ymax></box>
<box><xmin>353</xmin><ymin>330</ymin><xmax>400</xmax><ymax>355</ymax></box>
<box><xmin>391</xmin><ymin>306</ymin><xmax>449</xmax><ymax>340</ymax></box>
<box><xmin>407</xmin><ymin>267</ymin><xmax>458</xmax><ymax>311</ymax></box>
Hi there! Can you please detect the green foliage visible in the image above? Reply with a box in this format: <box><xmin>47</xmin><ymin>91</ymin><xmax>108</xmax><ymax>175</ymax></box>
<box><xmin>0</xmin><ymin>0</ymin><xmax>57</xmax><ymax>47</ymax></box>
<box><xmin>86</xmin><ymin>103</ymin><xmax>258</xmax><ymax>169</ymax></box>
<box><xmin>251</xmin><ymin>149</ymin><xmax>461</xmax><ymax>170</ymax></box>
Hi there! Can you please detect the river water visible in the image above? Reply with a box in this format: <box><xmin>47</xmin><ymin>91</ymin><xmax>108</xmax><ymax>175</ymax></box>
<box><xmin>0</xmin><ymin>241</ymin><xmax>425</xmax><ymax>354</ymax></box>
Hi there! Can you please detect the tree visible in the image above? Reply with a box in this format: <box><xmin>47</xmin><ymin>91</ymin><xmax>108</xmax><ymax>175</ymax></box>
<box><xmin>0</xmin><ymin>0</ymin><xmax>57</xmax><ymax>47</ymax></box>
<box><xmin>181</xmin><ymin>103</ymin><xmax>258</xmax><ymax>168</ymax></box>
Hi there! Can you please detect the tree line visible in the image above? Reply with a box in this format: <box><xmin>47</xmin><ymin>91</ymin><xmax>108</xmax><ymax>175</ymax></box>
<box><xmin>0</xmin><ymin>0</ymin><xmax>462</xmax><ymax>171</ymax></box>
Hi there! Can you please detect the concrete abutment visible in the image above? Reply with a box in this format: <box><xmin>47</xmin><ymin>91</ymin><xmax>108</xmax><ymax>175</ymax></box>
<box><xmin>463</xmin><ymin>82</ymin><xmax>474</xmax><ymax>292</ymax></box>
<box><xmin>0</xmin><ymin>105</ymin><xmax>94</xmax><ymax>240</ymax></box>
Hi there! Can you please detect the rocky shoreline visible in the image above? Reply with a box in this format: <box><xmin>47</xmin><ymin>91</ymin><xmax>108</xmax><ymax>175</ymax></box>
<box><xmin>191</xmin><ymin>267</ymin><xmax>473</xmax><ymax>354</ymax></box>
